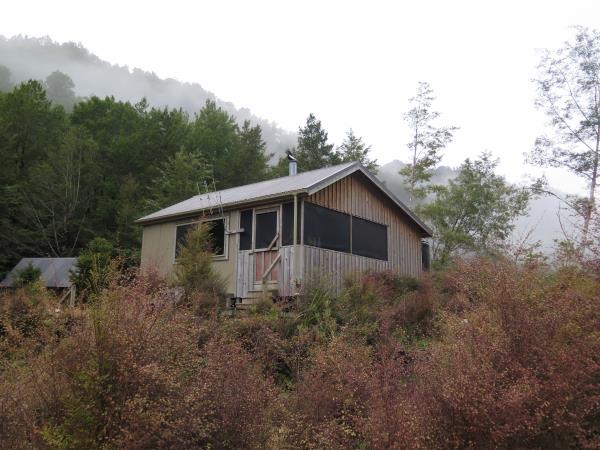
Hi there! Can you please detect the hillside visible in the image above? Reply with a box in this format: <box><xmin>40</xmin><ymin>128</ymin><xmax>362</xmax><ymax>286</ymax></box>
<box><xmin>0</xmin><ymin>35</ymin><xmax>567</xmax><ymax>252</ymax></box>
<box><xmin>0</xmin><ymin>35</ymin><xmax>296</xmax><ymax>156</ymax></box>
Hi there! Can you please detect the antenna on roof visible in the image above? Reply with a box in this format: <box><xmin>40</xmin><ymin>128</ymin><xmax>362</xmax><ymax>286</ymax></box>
<box><xmin>198</xmin><ymin>167</ymin><xmax>224</xmax><ymax>219</ymax></box>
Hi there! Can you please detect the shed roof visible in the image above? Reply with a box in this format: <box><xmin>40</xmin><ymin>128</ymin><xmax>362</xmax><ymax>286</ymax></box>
<box><xmin>1</xmin><ymin>258</ymin><xmax>77</xmax><ymax>288</ymax></box>
<box><xmin>136</xmin><ymin>162</ymin><xmax>432</xmax><ymax>236</ymax></box>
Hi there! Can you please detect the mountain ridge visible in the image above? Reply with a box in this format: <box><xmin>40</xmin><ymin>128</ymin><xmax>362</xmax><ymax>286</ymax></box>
<box><xmin>0</xmin><ymin>35</ymin><xmax>296</xmax><ymax>156</ymax></box>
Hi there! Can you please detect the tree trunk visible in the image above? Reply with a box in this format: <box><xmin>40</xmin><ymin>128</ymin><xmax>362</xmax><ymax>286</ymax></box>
<box><xmin>582</xmin><ymin>126</ymin><xmax>600</xmax><ymax>248</ymax></box>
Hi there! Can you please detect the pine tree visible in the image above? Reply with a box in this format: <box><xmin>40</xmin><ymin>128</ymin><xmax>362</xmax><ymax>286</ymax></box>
<box><xmin>188</xmin><ymin>100</ymin><xmax>240</xmax><ymax>189</ymax></box>
<box><xmin>295</xmin><ymin>113</ymin><xmax>336</xmax><ymax>171</ymax></box>
<box><xmin>0</xmin><ymin>64</ymin><xmax>12</xmax><ymax>92</ymax></box>
<box><xmin>45</xmin><ymin>70</ymin><xmax>77</xmax><ymax>111</ymax></box>
<box><xmin>335</xmin><ymin>129</ymin><xmax>378</xmax><ymax>172</ymax></box>
<box><xmin>234</xmin><ymin>120</ymin><xmax>272</xmax><ymax>185</ymax></box>
<box><xmin>146</xmin><ymin>150</ymin><xmax>212</xmax><ymax>212</ymax></box>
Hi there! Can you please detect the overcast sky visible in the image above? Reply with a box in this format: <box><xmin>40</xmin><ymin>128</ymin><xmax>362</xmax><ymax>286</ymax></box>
<box><xmin>3</xmin><ymin>0</ymin><xmax>600</xmax><ymax>194</ymax></box>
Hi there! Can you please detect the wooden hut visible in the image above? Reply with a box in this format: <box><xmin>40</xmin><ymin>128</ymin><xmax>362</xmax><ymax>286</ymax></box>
<box><xmin>1</xmin><ymin>257</ymin><xmax>77</xmax><ymax>305</ymax></box>
<box><xmin>137</xmin><ymin>161</ymin><xmax>432</xmax><ymax>304</ymax></box>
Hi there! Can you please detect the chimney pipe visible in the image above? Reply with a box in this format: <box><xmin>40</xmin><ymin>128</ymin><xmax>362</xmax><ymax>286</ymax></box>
<box><xmin>286</xmin><ymin>150</ymin><xmax>298</xmax><ymax>176</ymax></box>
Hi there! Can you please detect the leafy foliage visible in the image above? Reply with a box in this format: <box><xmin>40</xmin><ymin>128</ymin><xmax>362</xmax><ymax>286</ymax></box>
<box><xmin>527</xmin><ymin>26</ymin><xmax>600</xmax><ymax>244</ymax></box>
<box><xmin>334</xmin><ymin>129</ymin><xmax>378</xmax><ymax>172</ymax></box>
<box><xmin>0</xmin><ymin>257</ymin><xmax>598</xmax><ymax>448</ymax></box>
<box><xmin>0</xmin><ymin>64</ymin><xmax>12</xmax><ymax>92</ymax></box>
<box><xmin>173</xmin><ymin>221</ymin><xmax>225</xmax><ymax>314</ymax></box>
<box><xmin>71</xmin><ymin>237</ymin><xmax>116</xmax><ymax>298</ymax></box>
<box><xmin>0</xmin><ymin>82</ymin><xmax>272</xmax><ymax>275</ymax></box>
<box><xmin>145</xmin><ymin>150</ymin><xmax>212</xmax><ymax>212</ymax></box>
<box><xmin>420</xmin><ymin>153</ymin><xmax>531</xmax><ymax>266</ymax></box>
<box><xmin>295</xmin><ymin>113</ymin><xmax>337</xmax><ymax>171</ymax></box>
<box><xmin>400</xmin><ymin>82</ymin><xmax>457</xmax><ymax>203</ymax></box>
<box><xmin>45</xmin><ymin>70</ymin><xmax>78</xmax><ymax>112</ymax></box>
<box><xmin>14</xmin><ymin>263</ymin><xmax>42</xmax><ymax>287</ymax></box>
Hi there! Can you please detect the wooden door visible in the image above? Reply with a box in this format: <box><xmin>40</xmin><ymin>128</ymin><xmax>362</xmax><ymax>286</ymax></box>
<box><xmin>252</xmin><ymin>208</ymin><xmax>280</xmax><ymax>290</ymax></box>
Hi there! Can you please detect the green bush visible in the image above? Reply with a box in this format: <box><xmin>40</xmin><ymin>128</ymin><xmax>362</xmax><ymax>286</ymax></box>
<box><xmin>173</xmin><ymin>221</ymin><xmax>225</xmax><ymax>315</ymax></box>
<box><xmin>71</xmin><ymin>237</ymin><xmax>116</xmax><ymax>299</ymax></box>
<box><xmin>14</xmin><ymin>263</ymin><xmax>42</xmax><ymax>287</ymax></box>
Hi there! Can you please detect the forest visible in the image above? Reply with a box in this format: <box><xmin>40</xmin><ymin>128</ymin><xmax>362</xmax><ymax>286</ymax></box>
<box><xmin>0</xmin><ymin>27</ymin><xmax>599</xmax><ymax>449</ymax></box>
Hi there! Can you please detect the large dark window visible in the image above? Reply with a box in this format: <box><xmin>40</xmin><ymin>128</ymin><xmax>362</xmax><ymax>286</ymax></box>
<box><xmin>302</xmin><ymin>203</ymin><xmax>389</xmax><ymax>261</ymax></box>
<box><xmin>282</xmin><ymin>202</ymin><xmax>302</xmax><ymax>246</ymax></box>
<box><xmin>239</xmin><ymin>210</ymin><xmax>253</xmax><ymax>250</ymax></box>
<box><xmin>352</xmin><ymin>216</ymin><xmax>388</xmax><ymax>260</ymax></box>
<box><xmin>175</xmin><ymin>218</ymin><xmax>226</xmax><ymax>258</ymax></box>
<box><xmin>304</xmin><ymin>203</ymin><xmax>351</xmax><ymax>252</ymax></box>
<box><xmin>255</xmin><ymin>211</ymin><xmax>278</xmax><ymax>249</ymax></box>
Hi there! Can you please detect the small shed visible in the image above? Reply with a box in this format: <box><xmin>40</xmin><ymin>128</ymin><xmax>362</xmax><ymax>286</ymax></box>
<box><xmin>1</xmin><ymin>257</ymin><xmax>78</xmax><ymax>305</ymax></box>
<box><xmin>137</xmin><ymin>161</ymin><xmax>432</xmax><ymax>304</ymax></box>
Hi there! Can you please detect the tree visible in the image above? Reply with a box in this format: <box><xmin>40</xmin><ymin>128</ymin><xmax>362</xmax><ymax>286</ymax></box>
<box><xmin>145</xmin><ymin>150</ymin><xmax>212</xmax><ymax>212</ymax></box>
<box><xmin>0</xmin><ymin>80</ymin><xmax>66</xmax><ymax>182</ymax></box>
<box><xmin>188</xmin><ymin>100</ymin><xmax>240</xmax><ymax>189</ymax></box>
<box><xmin>268</xmin><ymin>153</ymin><xmax>293</xmax><ymax>178</ymax></box>
<box><xmin>17</xmin><ymin>127</ymin><xmax>97</xmax><ymax>258</ymax></box>
<box><xmin>45</xmin><ymin>70</ymin><xmax>77</xmax><ymax>111</ymax></box>
<box><xmin>137</xmin><ymin>106</ymin><xmax>190</xmax><ymax>183</ymax></box>
<box><xmin>400</xmin><ymin>82</ymin><xmax>457</xmax><ymax>203</ymax></box>
<box><xmin>173</xmin><ymin>222</ymin><xmax>224</xmax><ymax>313</ymax></box>
<box><xmin>0</xmin><ymin>64</ymin><xmax>12</xmax><ymax>92</ymax></box>
<box><xmin>295</xmin><ymin>113</ymin><xmax>336</xmax><ymax>171</ymax></box>
<box><xmin>335</xmin><ymin>129</ymin><xmax>378</xmax><ymax>172</ymax></box>
<box><xmin>419</xmin><ymin>153</ymin><xmax>531</xmax><ymax>266</ymax></box>
<box><xmin>115</xmin><ymin>173</ymin><xmax>142</xmax><ymax>252</ymax></box>
<box><xmin>14</xmin><ymin>263</ymin><xmax>42</xmax><ymax>287</ymax></box>
<box><xmin>527</xmin><ymin>26</ymin><xmax>600</xmax><ymax>247</ymax></box>
<box><xmin>71</xmin><ymin>237</ymin><xmax>116</xmax><ymax>298</ymax></box>
<box><xmin>0</xmin><ymin>81</ymin><xmax>68</xmax><ymax>272</ymax></box>
<box><xmin>70</xmin><ymin>96</ymin><xmax>145</xmax><ymax>234</ymax></box>
<box><xmin>233</xmin><ymin>120</ymin><xmax>272</xmax><ymax>185</ymax></box>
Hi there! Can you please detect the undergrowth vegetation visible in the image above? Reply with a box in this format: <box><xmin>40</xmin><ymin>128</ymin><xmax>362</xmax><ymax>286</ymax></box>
<box><xmin>1</xmin><ymin>257</ymin><xmax>599</xmax><ymax>449</ymax></box>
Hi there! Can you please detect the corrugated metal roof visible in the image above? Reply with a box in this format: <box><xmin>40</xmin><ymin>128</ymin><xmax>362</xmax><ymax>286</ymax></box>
<box><xmin>137</xmin><ymin>162</ymin><xmax>358</xmax><ymax>223</ymax></box>
<box><xmin>0</xmin><ymin>257</ymin><xmax>77</xmax><ymax>288</ymax></box>
<box><xmin>136</xmin><ymin>162</ymin><xmax>432</xmax><ymax>236</ymax></box>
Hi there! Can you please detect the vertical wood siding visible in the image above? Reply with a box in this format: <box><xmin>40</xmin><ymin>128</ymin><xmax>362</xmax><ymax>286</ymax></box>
<box><xmin>304</xmin><ymin>172</ymin><xmax>424</xmax><ymax>290</ymax></box>
<box><xmin>236</xmin><ymin>246</ymin><xmax>295</xmax><ymax>298</ymax></box>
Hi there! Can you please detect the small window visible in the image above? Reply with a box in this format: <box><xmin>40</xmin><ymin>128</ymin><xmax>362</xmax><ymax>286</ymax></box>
<box><xmin>421</xmin><ymin>241</ymin><xmax>431</xmax><ymax>271</ymax></box>
<box><xmin>303</xmin><ymin>203</ymin><xmax>351</xmax><ymax>252</ymax></box>
<box><xmin>255</xmin><ymin>210</ymin><xmax>278</xmax><ymax>249</ymax></box>
<box><xmin>282</xmin><ymin>202</ymin><xmax>302</xmax><ymax>246</ymax></box>
<box><xmin>352</xmin><ymin>216</ymin><xmax>388</xmax><ymax>260</ymax></box>
<box><xmin>175</xmin><ymin>218</ymin><xmax>226</xmax><ymax>258</ymax></box>
<box><xmin>209</xmin><ymin>219</ymin><xmax>226</xmax><ymax>256</ymax></box>
<box><xmin>175</xmin><ymin>223</ymin><xmax>195</xmax><ymax>258</ymax></box>
<box><xmin>239</xmin><ymin>210</ymin><xmax>253</xmax><ymax>250</ymax></box>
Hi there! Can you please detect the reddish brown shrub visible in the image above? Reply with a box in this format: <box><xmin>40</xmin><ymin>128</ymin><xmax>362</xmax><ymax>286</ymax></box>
<box><xmin>0</xmin><ymin>273</ymin><xmax>281</xmax><ymax>449</ymax></box>
<box><xmin>414</xmin><ymin>258</ymin><xmax>600</xmax><ymax>449</ymax></box>
<box><xmin>1</xmin><ymin>257</ymin><xmax>598</xmax><ymax>449</ymax></box>
<box><xmin>290</xmin><ymin>336</ymin><xmax>372</xmax><ymax>448</ymax></box>
<box><xmin>360</xmin><ymin>340</ymin><xmax>433</xmax><ymax>450</ymax></box>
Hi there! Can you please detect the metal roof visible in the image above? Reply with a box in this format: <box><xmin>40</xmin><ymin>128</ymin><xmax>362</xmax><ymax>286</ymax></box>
<box><xmin>136</xmin><ymin>162</ymin><xmax>432</xmax><ymax>236</ymax></box>
<box><xmin>0</xmin><ymin>257</ymin><xmax>77</xmax><ymax>288</ymax></box>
